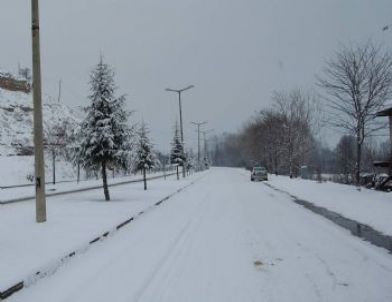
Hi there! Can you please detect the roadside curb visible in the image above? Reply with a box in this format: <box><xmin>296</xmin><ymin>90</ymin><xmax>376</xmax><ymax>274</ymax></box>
<box><xmin>0</xmin><ymin>173</ymin><xmax>206</xmax><ymax>300</ymax></box>
<box><xmin>264</xmin><ymin>183</ymin><xmax>392</xmax><ymax>254</ymax></box>
<box><xmin>0</xmin><ymin>172</ymin><xmax>177</xmax><ymax>205</ymax></box>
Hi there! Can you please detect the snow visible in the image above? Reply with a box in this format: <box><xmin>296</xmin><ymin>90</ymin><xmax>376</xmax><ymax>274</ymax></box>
<box><xmin>0</xmin><ymin>154</ymin><xmax>179</xmax><ymax>202</ymax></box>
<box><xmin>267</xmin><ymin>174</ymin><xmax>392</xmax><ymax>236</ymax></box>
<box><xmin>0</xmin><ymin>172</ymin><xmax>202</xmax><ymax>291</ymax></box>
<box><xmin>0</xmin><ymin>87</ymin><xmax>82</xmax><ymax>156</ymax></box>
<box><xmin>5</xmin><ymin>168</ymin><xmax>392</xmax><ymax>301</ymax></box>
<box><xmin>0</xmin><ymin>155</ymin><xmax>76</xmax><ymax>187</ymax></box>
<box><xmin>0</xmin><ymin>169</ymin><xmax>176</xmax><ymax>202</ymax></box>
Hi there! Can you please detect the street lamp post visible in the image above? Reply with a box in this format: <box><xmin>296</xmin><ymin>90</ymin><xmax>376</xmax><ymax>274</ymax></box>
<box><xmin>202</xmin><ymin>129</ymin><xmax>214</xmax><ymax>168</ymax></box>
<box><xmin>191</xmin><ymin>121</ymin><xmax>207</xmax><ymax>170</ymax></box>
<box><xmin>31</xmin><ymin>0</ymin><xmax>46</xmax><ymax>223</ymax></box>
<box><xmin>165</xmin><ymin>85</ymin><xmax>194</xmax><ymax>177</ymax></box>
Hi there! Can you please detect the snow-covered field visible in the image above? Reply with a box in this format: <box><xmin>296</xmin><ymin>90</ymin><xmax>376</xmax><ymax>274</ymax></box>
<box><xmin>4</xmin><ymin>168</ymin><xmax>392</xmax><ymax>302</ymax></box>
<box><xmin>267</xmin><ymin>175</ymin><xmax>392</xmax><ymax>236</ymax></box>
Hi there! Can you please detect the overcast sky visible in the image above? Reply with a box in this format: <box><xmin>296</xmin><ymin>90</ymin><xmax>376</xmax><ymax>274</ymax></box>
<box><xmin>0</xmin><ymin>0</ymin><xmax>391</xmax><ymax>151</ymax></box>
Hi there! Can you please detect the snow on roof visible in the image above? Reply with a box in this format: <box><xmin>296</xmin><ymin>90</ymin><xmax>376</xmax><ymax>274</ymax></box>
<box><xmin>376</xmin><ymin>100</ymin><xmax>392</xmax><ymax>116</ymax></box>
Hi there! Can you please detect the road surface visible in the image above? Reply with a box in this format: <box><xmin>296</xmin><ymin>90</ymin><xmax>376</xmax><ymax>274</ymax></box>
<box><xmin>10</xmin><ymin>168</ymin><xmax>392</xmax><ymax>302</ymax></box>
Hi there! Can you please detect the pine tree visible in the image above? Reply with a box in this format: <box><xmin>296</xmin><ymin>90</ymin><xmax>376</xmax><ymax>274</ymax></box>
<box><xmin>170</xmin><ymin>122</ymin><xmax>186</xmax><ymax>180</ymax></box>
<box><xmin>135</xmin><ymin>121</ymin><xmax>154</xmax><ymax>190</ymax></box>
<box><xmin>76</xmin><ymin>57</ymin><xmax>132</xmax><ymax>200</ymax></box>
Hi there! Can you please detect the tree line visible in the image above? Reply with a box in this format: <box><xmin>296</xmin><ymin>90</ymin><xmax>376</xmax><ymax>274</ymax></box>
<box><xmin>212</xmin><ymin>42</ymin><xmax>392</xmax><ymax>185</ymax></box>
<box><xmin>47</xmin><ymin>57</ymin><xmax>193</xmax><ymax>201</ymax></box>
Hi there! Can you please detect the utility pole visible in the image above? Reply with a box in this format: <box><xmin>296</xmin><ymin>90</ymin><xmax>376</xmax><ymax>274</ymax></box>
<box><xmin>31</xmin><ymin>0</ymin><xmax>46</xmax><ymax>223</ymax></box>
<box><xmin>165</xmin><ymin>85</ymin><xmax>194</xmax><ymax>177</ymax></box>
<box><xmin>191</xmin><ymin>121</ymin><xmax>207</xmax><ymax>170</ymax></box>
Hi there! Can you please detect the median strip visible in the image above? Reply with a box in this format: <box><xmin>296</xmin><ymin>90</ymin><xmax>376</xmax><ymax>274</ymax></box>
<box><xmin>0</xmin><ymin>174</ymin><xmax>204</xmax><ymax>300</ymax></box>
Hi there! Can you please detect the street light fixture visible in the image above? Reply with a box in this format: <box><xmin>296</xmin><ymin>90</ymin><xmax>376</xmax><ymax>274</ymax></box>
<box><xmin>165</xmin><ymin>85</ymin><xmax>194</xmax><ymax>177</ymax></box>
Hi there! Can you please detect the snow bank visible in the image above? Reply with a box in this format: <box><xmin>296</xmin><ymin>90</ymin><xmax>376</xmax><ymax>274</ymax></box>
<box><xmin>268</xmin><ymin>175</ymin><xmax>392</xmax><ymax>236</ymax></box>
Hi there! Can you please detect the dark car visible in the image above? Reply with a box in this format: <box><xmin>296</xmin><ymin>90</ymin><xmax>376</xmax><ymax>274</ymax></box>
<box><xmin>251</xmin><ymin>166</ymin><xmax>268</xmax><ymax>181</ymax></box>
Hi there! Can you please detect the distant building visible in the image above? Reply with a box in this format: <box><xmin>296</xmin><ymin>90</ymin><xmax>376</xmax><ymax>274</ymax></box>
<box><xmin>374</xmin><ymin>101</ymin><xmax>392</xmax><ymax>175</ymax></box>
<box><xmin>0</xmin><ymin>71</ymin><xmax>31</xmax><ymax>93</ymax></box>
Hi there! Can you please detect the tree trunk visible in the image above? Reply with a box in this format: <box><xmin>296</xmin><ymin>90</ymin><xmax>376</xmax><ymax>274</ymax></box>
<box><xmin>102</xmin><ymin>161</ymin><xmax>110</xmax><ymax>201</ymax></box>
<box><xmin>52</xmin><ymin>149</ymin><xmax>56</xmax><ymax>185</ymax></box>
<box><xmin>143</xmin><ymin>168</ymin><xmax>147</xmax><ymax>190</ymax></box>
<box><xmin>176</xmin><ymin>166</ymin><xmax>179</xmax><ymax>180</ymax></box>
<box><xmin>355</xmin><ymin>140</ymin><xmax>362</xmax><ymax>186</ymax></box>
<box><xmin>77</xmin><ymin>162</ymin><xmax>80</xmax><ymax>183</ymax></box>
<box><xmin>344</xmin><ymin>170</ymin><xmax>349</xmax><ymax>184</ymax></box>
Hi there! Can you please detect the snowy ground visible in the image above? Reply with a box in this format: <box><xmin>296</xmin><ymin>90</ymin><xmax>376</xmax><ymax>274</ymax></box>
<box><xmin>0</xmin><ymin>156</ymin><xmax>76</xmax><ymax>187</ymax></box>
<box><xmin>267</xmin><ymin>175</ymin><xmax>392</xmax><ymax>236</ymax></box>
<box><xmin>0</xmin><ymin>172</ymin><xmax>199</xmax><ymax>292</ymax></box>
<box><xmin>5</xmin><ymin>168</ymin><xmax>392</xmax><ymax>302</ymax></box>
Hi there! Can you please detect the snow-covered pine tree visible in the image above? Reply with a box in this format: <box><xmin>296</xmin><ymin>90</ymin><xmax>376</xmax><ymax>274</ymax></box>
<box><xmin>135</xmin><ymin>121</ymin><xmax>154</xmax><ymax>190</ymax></box>
<box><xmin>170</xmin><ymin>122</ymin><xmax>185</xmax><ymax>180</ymax></box>
<box><xmin>76</xmin><ymin>57</ymin><xmax>132</xmax><ymax>200</ymax></box>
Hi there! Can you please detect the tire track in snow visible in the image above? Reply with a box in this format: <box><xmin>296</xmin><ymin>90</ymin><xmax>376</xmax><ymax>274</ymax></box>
<box><xmin>131</xmin><ymin>191</ymin><xmax>212</xmax><ymax>302</ymax></box>
<box><xmin>261</xmin><ymin>182</ymin><xmax>392</xmax><ymax>273</ymax></box>
<box><xmin>235</xmin><ymin>170</ymin><xmax>391</xmax><ymax>301</ymax></box>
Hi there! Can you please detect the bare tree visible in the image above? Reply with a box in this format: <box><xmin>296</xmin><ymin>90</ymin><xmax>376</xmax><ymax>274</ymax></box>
<box><xmin>318</xmin><ymin>42</ymin><xmax>392</xmax><ymax>184</ymax></box>
<box><xmin>273</xmin><ymin>89</ymin><xmax>318</xmax><ymax>177</ymax></box>
<box><xmin>212</xmin><ymin>89</ymin><xmax>318</xmax><ymax>173</ymax></box>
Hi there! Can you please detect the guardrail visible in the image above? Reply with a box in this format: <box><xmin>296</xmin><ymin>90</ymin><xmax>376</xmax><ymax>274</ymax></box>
<box><xmin>0</xmin><ymin>172</ymin><xmax>177</xmax><ymax>205</ymax></box>
<box><xmin>0</xmin><ymin>167</ymin><xmax>179</xmax><ymax>190</ymax></box>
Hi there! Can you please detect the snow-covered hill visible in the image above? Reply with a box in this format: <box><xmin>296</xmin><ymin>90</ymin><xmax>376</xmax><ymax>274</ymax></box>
<box><xmin>0</xmin><ymin>87</ymin><xmax>82</xmax><ymax>156</ymax></box>
<box><xmin>0</xmin><ymin>84</ymin><xmax>84</xmax><ymax>185</ymax></box>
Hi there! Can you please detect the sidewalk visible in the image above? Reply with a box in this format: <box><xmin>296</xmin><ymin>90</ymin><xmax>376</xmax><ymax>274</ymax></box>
<box><xmin>267</xmin><ymin>175</ymin><xmax>392</xmax><ymax>236</ymax></box>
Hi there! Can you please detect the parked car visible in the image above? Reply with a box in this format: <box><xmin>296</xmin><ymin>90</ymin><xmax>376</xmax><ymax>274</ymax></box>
<box><xmin>251</xmin><ymin>166</ymin><xmax>268</xmax><ymax>181</ymax></box>
<box><xmin>374</xmin><ymin>174</ymin><xmax>392</xmax><ymax>192</ymax></box>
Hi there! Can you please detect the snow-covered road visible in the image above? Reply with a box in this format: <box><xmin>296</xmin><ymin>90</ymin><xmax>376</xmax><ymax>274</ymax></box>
<box><xmin>9</xmin><ymin>168</ymin><xmax>392</xmax><ymax>302</ymax></box>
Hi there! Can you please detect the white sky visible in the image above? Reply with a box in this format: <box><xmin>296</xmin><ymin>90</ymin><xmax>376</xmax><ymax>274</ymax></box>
<box><xmin>0</xmin><ymin>0</ymin><xmax>391</xmax><ymax>151</ymax></box>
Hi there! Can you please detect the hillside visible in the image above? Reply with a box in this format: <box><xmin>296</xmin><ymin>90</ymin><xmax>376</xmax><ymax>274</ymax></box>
<box><xmin>0</xmin><ymin>87</ymin><xmax>82</xmax><ymax>156</ymax></box>
<box><xmin>0</xmin><ymin>82</ymin><xmax>83</xmax><ymax>186</ymax></box>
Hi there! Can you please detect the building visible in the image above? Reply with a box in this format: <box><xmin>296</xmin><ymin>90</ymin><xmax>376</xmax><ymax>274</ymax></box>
<box><xmin>374</xmin><ymin>101</ymin><xmax>392</xmax><ymax>176</ymax></box>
